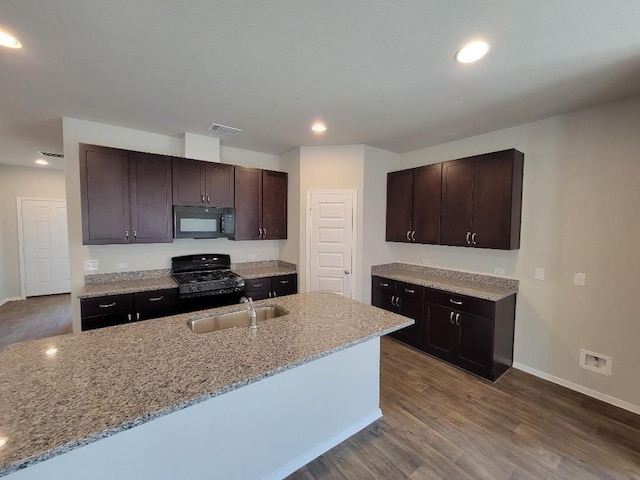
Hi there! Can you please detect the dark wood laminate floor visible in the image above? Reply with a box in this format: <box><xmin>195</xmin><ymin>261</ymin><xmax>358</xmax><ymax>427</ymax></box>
<box><xmin>0</xmin><ymin>294</ymin><xmax>72</xmax><ymax>351</ymax></box>
<box><xmin>288</xmin><ymin>337</ymin><xmax>640</xmax><ymax>480</ymax></box>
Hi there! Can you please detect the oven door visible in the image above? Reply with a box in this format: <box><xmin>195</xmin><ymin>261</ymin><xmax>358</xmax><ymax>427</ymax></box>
<box><xmin>173</xmin><ymin>206</ymin><xmax>225</xmax><ymax>239</ymax></box>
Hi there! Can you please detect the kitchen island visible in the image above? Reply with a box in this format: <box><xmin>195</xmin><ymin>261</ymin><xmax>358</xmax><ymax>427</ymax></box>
<box><xmin>0</xmin><ymin>292</ymin><xmax>411</xmax><ymax>479</ymax></box>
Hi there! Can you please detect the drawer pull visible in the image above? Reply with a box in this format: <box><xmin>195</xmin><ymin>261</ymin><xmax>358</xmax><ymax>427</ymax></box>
<box><xmin>450</xmin><ymin>311</ymin><xmax>454</xmax><ymax>324</ymax></box>
<box><xmin>148</xmin><ymin>296</ymin><xmax>164</xmax><ymax>302</ymax></box>
<box><xmin>455</xmin><ymin>313</ymin><xmax>460</xmax><ymax>326</ymax></box>
<box><xmin>450</xmin><ymin>299</ymin><xmax>463</xmax><ymax>305</ymax></box>
<box><xmin>380</xmin><ymin>282</ymin><xmax>389</xmax><ymax>287</ymax></box>
<box><xmin>254</xmin><ymin>283</ymin><xmax>263</xmax><ymax>288</ymax></box>
<box><xmin>99</xmin><ymin>303</ymin><xmax>116</xmax><ymax>308</ymax></box>
<box><xmin>280</xmin><ymin>280</ymin><xmax>289</xmax><ymax>284</ymax></box>
<box><xmin>405</xmin><ymin>289</ymin><xmax>415</xmax><ymax>294</ymax></box>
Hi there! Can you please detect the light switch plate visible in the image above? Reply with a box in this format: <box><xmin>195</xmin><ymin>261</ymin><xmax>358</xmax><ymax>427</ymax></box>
<box><xmin>574</xmin><ymin>272</ymin><xmax>586</xmax><ymax>286</ymax></box>
<box><xmin>84</xmin><ymin>260</ymin><xmax>99</xmax><ymax>271</ymax></box>
<box><xmin>534</xmin><ymin>267</ymin><xmax>545</xmax><ymax>281</ymax></box>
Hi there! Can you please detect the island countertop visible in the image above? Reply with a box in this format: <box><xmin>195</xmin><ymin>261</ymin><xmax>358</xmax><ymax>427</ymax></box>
<box><xmin>0</xmin><ymin>292</ymin><xmax>411</xmax><ymax>476</ymax></box>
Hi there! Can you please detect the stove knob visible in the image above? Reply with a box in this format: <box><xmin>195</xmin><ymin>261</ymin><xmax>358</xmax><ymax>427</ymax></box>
<box><xmin>197</xmin><ymin>285</ymin><xmax>203</xmax><ymax>291</ymax></box>
<box><xmin>189</xmin><ymin>286</ymin><xmax>195</xmax><ymax>292</ymax></box>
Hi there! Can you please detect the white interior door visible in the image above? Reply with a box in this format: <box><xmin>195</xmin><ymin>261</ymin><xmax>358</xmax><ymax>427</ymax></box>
<box><xmin>308</xmin><ymin>192</ymin><xmax>355</xmax><ymax>298</ymax></box>
<box><xmin>21</xmin><ymin>199</ymin><xmax>70</xmax><ymax>296</ymax></box>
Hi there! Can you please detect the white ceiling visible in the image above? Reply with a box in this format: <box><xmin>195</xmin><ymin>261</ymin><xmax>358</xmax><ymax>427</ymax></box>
<box><xmin>1</xmin><ymin>0</ymin><xmax>640</xmax><ymax>171</ymax></box>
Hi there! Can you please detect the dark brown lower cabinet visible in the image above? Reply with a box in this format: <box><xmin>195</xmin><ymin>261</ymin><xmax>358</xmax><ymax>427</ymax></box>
<box><xmin>372</xmin><ymin>275</ymin><xmax>516</xmax><ymax>381</ymax></box>
<box><xmin>244</xmin><ymin>274</ymin><xmax>298</xmax><ymax>300</ymax></box>
<box><xmin>371</xmin><ymin>276</ymin><xmax>426</xmax><ymax>351</ymax></box>
<box><xmin>81</xmin><ymin>288</ymin><xmax>178</xmax><ymax>331</ymax></box>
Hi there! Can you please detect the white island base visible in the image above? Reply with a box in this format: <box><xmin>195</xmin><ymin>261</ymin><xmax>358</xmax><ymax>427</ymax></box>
<box><xmin>8</xmin><ymin>338</ymin><xmax>382</xmax><ymax>480</ymax></box>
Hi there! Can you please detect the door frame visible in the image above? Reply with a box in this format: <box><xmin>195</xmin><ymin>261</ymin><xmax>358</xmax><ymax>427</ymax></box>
<box><xmin>305</xmin><ymin>189</ymin><xmax>358</xmax><ymax>299</ymax></box>
<box><xmin>16</xmin><ymin>197</ymin><xmax>69</xmax><ymax>299</ymax></box>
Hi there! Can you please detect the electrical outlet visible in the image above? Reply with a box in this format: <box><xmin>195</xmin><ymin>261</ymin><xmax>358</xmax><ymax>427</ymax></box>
<box><xmin>574</xmin><ymin>272</ymin><xmax>586</xmax><ymax>286</ymax></box>
<box><xmin>116</xmin><ymin>262</ymin><xmax>128</xmax><ymax>269</ymax></box>
<box><xmin>422</xmin><ymin>258</ymin><xmax>431</xmax><ymax>265</ymax></box>
<box><xmin>493</xmin><ymin>267</ymin><xmax>506</xmax><ymax>275</ymax></box>
<box><xmin>84</xmin><ymin>260</ymin><xmax>99</xmax><ymax>271</ymax></box>
<box><xmin>534</xmin><ymin>267</ymin><xmax>545</xmax><ymax>281</ymax></box>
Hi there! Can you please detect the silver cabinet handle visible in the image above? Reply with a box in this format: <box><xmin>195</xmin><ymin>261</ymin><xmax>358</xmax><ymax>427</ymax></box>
<box><xmin>207</xmin><ymin>194</ymin><xmax>210</xmax><ymax>203</ymax></box>
<box><xmin>148</xmin><ymin>296</ymin><xmax>163</xmax><ymax>302</ymax></box>
<box><xmin>411</xmin><ymin>231</ymin><xmax>416</xmax><ymax>241</ymax></box>
<box><xmin>258</xmin><ymin>228</ymin><xmax>262</xmax><ymax>238</ymax></box>
<box><xmin>396</xmin><ymin>297</ymin><xmax>401</xmax><ymax>308</ymax></box>
<box><xmin>380</xmin><ymin>282</ymin><xmax>389</xmax><ymax>287</ymax></box>
<box><xmin>254</xmin><ymin>283</ymin><xmax>263</xmax><ymax>288</ymax></box>
<box><xmin>406</xmin><ymin>231</ymin><xmax>411</xmax><ymax>241</ymax></box>
<box><xmin>136</xmin><ymin>312</ymin><xmax>140</xmax><ymax>321</ymax></box>
<box><xmin>455</xmin><ymin>313</ymin><xmax>460</xmax><ymax>326</ymax></box>
<box><xmin>450</xmin><ymin>299</ymin><xmax>463</xmax><ymax>305</ymax></box>
<box><xmin>450</xmin><ymin>311</ymin><xmax>454</xmax><ymax>324</ymax></box>
<box><xmin>466</xmin><ymin>231</ymin><xmax>471</xmax><ymax>244</ymax></box>
<box><xmin>280</xmin><ymin>280</ymin><xmax>289</xmax><ymax>284</ymax></box>
<box><xmin>127</xmin><ymin>313</ymin><xmax>132</xmax><ymax>322</ymax></box>
<box><xmin>99</xmin><ymin>303</ymin><xmax>116</xmax><ymax>308</ymax></box>
<box><xmin>405</xmin><ymin>288</ymin><xmax>415</xmax><ymax>294</ymax></box>
<box><xmin>263</xmin><ymin>227</ymin><xmax>267</xmax><ymax>237</ymax></box>
<box><xmin>391</xmin><ymin>295</ymin><xmax>396</xmax><ymax>306</ymax></box>
<box><xmin>201</xmin><ymin>194</ymin><xmax>205</xmax><ymax>203</ymax></box>
<box><xmin>268</xmin><ymin>291</ymin><xmax>271</xmax><ymax>298</ymax></box>
<box><xmin>125</xmin><ymin>230</ymin><xmax>129</xmax><ymax>240</ymax></box>
<box><xmin>472</xmin><ymin>232</ymin><xmax>476</xmax><ymax>245</ymax></box>
<box><xmin>273</xmin><ymin>291</ymin><xmax>277</xmax><ymax>297</ymax></box>
<box><xmin>134</xmin><ymin>230</ymin><xmax>137</xmax><ymax>240</ymax></box>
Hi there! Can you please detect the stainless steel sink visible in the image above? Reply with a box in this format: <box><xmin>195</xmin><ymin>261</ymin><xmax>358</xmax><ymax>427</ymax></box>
<box><xmin>187</xmin><ymin>305</ymin><xmax>288</xmax><ymax>334</ymax></box>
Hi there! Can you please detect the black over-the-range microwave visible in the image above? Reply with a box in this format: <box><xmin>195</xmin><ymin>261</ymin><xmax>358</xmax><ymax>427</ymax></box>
<box><xmin>173</xmin><ymin>206</ymin><xmax>236</xmax><ymax>239</ymax></box>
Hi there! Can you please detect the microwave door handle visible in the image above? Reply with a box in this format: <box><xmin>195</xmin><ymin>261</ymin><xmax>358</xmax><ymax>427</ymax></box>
<box><xmin>220</xmin><ymin>213</ymin><xmax>225</xmax><ymax>233</ymax></box>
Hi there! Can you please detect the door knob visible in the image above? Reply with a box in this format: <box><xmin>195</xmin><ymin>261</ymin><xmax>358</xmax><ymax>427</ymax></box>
<box><xmin>344</xmin><ymin>269</ymin><xmax>350</xmax><ymax>274</ymax></box>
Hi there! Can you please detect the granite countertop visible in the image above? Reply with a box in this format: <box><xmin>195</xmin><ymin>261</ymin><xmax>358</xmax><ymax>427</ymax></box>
<box><xmin>0</xmin><ymin>292</ymin><xmax>411</xmax><ymax>476</ymax></box>
<box><xmin>77</xmin><ymin>261</ymin><xmax>297</xmax><ymax>299</ymax></box>
<box><xmin>231</xmin><ymin>260</ymin><xmax>297</xmax><ymax>279</ymax></box>
<box><xmin>371</xmin><ymin>263</ymin><xmax>518</xmax><ymax>301</ymax></box>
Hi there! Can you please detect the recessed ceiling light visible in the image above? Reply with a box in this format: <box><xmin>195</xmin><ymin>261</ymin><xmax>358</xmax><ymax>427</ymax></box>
<box><xmin>455</xmin><ymin>40</ymin><xmax>490</xmax><ymax>64</ymax></box>
<box><xmin>0</xmin><ymin>30</ymin><xmax>22</xmax><ymax>49</ymax></box>
<box><xmin>311</xmin><ymin>122</ymin><xmax>327</xmax><ymax>133</ymax></box>
<box><xmin>35</xmin><ymin>159</ymin><xmax>49</xmax><ymax>165</ymax></box>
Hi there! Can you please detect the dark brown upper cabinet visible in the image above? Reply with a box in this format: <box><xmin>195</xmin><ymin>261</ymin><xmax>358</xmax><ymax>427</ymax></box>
<box><xmin>441</xmin><ymin>149</ymin><xmax>523</xmax><ymax>250</ymax></box>
<box><xmin>172</xmin><ymin>157</ymin><xmax>234</xmax><ymax>207</ymax></box>
<box><xmin>80</xmin><ymin>144</ymin><xmax>173</xmax><ymax>245</ymax></box>
<box><xmin>233</xmin><ymin>167</ymin><xmax>287</xmax><ymax>240</ymax></box>
<box><xmin>386</xmin><ymin>163</ymin><xmax>442</xmax><ymax>244</ymax></box>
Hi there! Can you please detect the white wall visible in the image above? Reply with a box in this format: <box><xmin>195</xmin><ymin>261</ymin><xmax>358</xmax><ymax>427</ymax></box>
<box><xmin>63</xmin><ymin>118</ymin><xmax>281</xmax><ymax>332</ymax></box>
<box><xmin>297</xmin><ymin>145</ymin><xmax>365</xmax><ymax>300</ymax></box>
<box><xmin>361</xmin><ymin>146</ymin><xmax>397</xmax><ymax>303</ymax></box>
<box><xmin>0</xmin><ymin>165</ymin><xmax>67</xmax><ymax>302</ymax></box>
<box><xmin>279</xmin><ymin>148</ymin><xmax>301</xmax><ymax>268</ymax></box>
<box><xmin>382</xmin><ymin>97</ymin><xmax>640</xmax><ymax>410</ymax></box>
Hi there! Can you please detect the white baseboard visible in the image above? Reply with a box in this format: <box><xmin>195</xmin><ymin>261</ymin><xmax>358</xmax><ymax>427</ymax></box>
<box><xmin>512</xmin><ymin>362</ymin><xmax>640</xmax><ymax>416</ymax></box>
<box><xmin>0</xmin><ymin>296</ymin><xmax>23</xmax><ymax>307</ymax></box>
<box><xmin>265</xmin><ymin>409</ymin><xmax>383</xmax><ymax>480</ymax></box>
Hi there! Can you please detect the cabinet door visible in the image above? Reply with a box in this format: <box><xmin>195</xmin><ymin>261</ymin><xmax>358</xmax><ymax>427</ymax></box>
<box><xmin>412</xmin><ymin>164</ymin><xmax>442</xmax><ymax>244</ymax></box>
<box><xmin>134</xmin><ymin>288</ymin><xmax>179</xmax><ymax>321</ymax></box>
<box><xmin>272</xmin><ymin>274</ymin><xmax>297</xmax><ymax>297</ymax></box>
<box><xmin>234</xmin><ymin>167</ymin><xmax>262</xmax><ymax>240</ymax></box>
<box><xmin>371</xmin><ymin>287</ymin><xmax>396</xmax><ymax>312</ymax></box>
<box><xmin>456</xmin><ymin>311</ymin><xmax>494</xmax><ymax>377</ymax></box>
<box><xmin>472</xmin><ymin>150</ymin><xmax>523</xmax><ymax>249</ymax></box>
<box><xmin>80</xmin><ymin>144</ymin><xmax>130</xmax><ymax>244</ymax></box>
<box><xmin>205</xmin><ymin>163</ymin><xmax>234</xmax><ymax>207</ymax></box>
<box><xmin>425</xmin><ymin>303</ymin><xmax>457</xmax><ymax>362</ymax></box>
<box><xmin>385</xmin><ymin>170</ymin><xmax>413</xmax><ymax>242</ymax></box>
<box><xmin>440</xmin><ymin>158</ymin><xmax>474</xmax><ymax>247</ymax></box>
<box><xmin>262</xmin><ymin>170</ymin><xmax>287</xmax><ymax>240</ymax></box>
<box><xmin>393</xmin><ymin>282</ymin><xmax>426</xmax><ymax>350</ymax></box>
<box><xmin>172</xmin><ymin>158</ymin><xmax>205</xmax><ymax>206</ymax></box>
<box><xmin>130</xmin><ymin>152</ymin><xmax>173</xmax><ymax>243</ymax></box>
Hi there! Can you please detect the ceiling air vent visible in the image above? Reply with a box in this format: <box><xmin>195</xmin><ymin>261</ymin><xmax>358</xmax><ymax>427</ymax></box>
<box><xmin>38</xmin><ymin>151</ymin><xmax>64</xmax><ymax>158</ymax></box>
<box><xmin>208</xmin><ymin>123</ymin><xmax>243</xmax><ymax>135</ymax></box>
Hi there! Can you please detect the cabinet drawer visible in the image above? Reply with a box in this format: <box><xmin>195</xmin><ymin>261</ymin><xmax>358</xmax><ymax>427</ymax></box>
<box><xmin>372</xmin><ymin>276</ymin><xmax>396</xmax><ymax>291</ymax></box>
<box><xmin>424</xmin><ymin>288</ymin><xmax>495</xmax><ymax>319</ymax></box>
<box><xmin>397</xmin><ymin>281</ymin><xmax>424</xmax><ymax>299</ymax></box>
<box><xmin>246</xmin><ymin>290</ymin><xmax>271</xmax><ymax>301</ymax></box>
<box><xmin>272</xmin><ymin>274</ymin><xmax>296</xmax><ymax>293</ymax></box>
<box><xmin>244</xmin><ymin>277</ymin><xmax>272</xmax><ymax>292</ymax></box>
<box><xmin>81</xmin><ymin>312</ymin><xmax>130</xmax><ymax>331</ymax></box>
<box><xmin>81</xmin><ymin>294</ymin><xmax>133</xmax><ymax>318</ymax></box>
<box><xmin>134</xmin><ymin>288</ymin><xmax>178</xmax><ymax>320</ymax></box>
